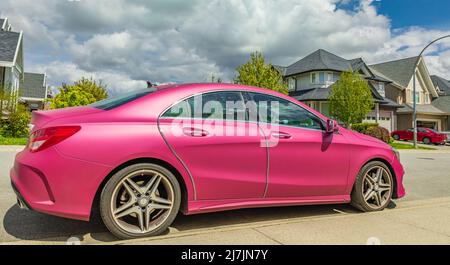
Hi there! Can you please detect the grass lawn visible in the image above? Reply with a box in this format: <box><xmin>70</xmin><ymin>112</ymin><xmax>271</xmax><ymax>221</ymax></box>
<box><xmin>0</xmin><ymin>136</ymin><xmax>28</xmax><ymax>145</ymax></box>
<box><xmin>390</xmin><ymin>142</ymin><xmax>436</xmax><ymax>150</ymax></box>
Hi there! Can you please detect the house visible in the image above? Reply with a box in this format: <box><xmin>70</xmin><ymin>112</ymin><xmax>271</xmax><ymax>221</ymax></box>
<box><xmin>0</xmin><ymin>17</ymin><xmax>24</xmax><ymax>113</ymax></box>
<box><xmin>1</xmin><ymin>17</ymin><xmax>48</xmax><ymax>113</ymax></box>
<box><xmin>431</xmin><ymin>76</ymin><xmax>450</xmax><ymax>131</ymax></box>
<box><xmin>19</xmin><ymin>72</ymin><xmax>48</xmax><ymax>111</ymax></box>
<box><xmin>275</xmin><ymin>49</ymin><xmax>401</xmax><ymax>131</ymax></box>
<box><xmin>369</xmin><ymin>57</ymin><xmax>448</xmax><ymax>131</ymax></box>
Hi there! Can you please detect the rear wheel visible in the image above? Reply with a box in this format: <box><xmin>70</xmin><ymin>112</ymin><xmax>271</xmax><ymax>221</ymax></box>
<box><xmin>392</xmin><ymin>134</ymin><xmax>400</xmax><ymax>140</ymax></box>
<box><xmin>423</xmin><ymin>137</ymin><xmax>431</xmax><ymax>145</ymax></box>
<box><xmin>351</xmin><ymin>161</ymin><xmax>393</xmax><ymax>212</ymax></box>
<box><xmin>100</xmin><ymin>163</ymin><xmax>181</xmax><ymax>239</ymax></box>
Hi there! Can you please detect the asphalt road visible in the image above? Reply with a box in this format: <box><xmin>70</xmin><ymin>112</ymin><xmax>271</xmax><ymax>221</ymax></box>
<box><xmin>1</xmin><ymin>146</ymin><xmax>450</xmax><ymax>244</ymax></box>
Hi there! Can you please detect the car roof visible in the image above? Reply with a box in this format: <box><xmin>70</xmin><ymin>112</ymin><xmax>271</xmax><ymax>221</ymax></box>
<box><xmin>155</xmin><ymin>83</ymin><xmax>286</xmax><ymax>96</ymax></box>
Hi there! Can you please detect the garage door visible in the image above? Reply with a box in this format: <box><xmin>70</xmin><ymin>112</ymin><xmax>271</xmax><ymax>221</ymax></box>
<box><xmin>378</xmin><ymin>111</ymin><xmax>393</xmax><ymax>132</ymax></box>
<box><xmin>417</xmin><ymin>120</ymin><xmax>438</xmax><ymax>130</ymax></box>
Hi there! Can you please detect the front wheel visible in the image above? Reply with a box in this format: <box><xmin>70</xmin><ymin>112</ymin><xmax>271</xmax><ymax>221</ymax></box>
<box><xmin>423</xmin><ymin>137</ymin><xmax>431</xmax><ymax>145</ymax></box>
<box><xmin>392</xmin><ymin>134</ymin><xmax>400</xmax><ymax>140</ymax></box>
<box><xmin>351</xmin><ymin>161</ymin><xmax>393</xmax><ymax>212</ymax></box>
<box><xmin>100</xmin><ymin>163</ymin><xmax>181</xmax><ymax>239</ymax></box>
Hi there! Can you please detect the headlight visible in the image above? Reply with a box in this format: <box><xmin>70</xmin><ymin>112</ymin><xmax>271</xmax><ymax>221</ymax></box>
<box><xmin>391</xmin><ymin>147</ymin><xmax>400</xmax><ymax>162</ymax></box>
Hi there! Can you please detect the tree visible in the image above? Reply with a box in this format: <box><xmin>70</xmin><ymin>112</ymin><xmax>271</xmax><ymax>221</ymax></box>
<box><xmin>235</xmin><ymin>52</ymin><xmax>288</xmax><ymax>94</ymax></box>
<box><xmin>50</xmin><ymin>87</ymin><xmax>97</xmax><ymax>109</ymax></box>
<box><xmin>50</xmin><ymin>77</ymin><xmax>108</xmax><ymax>109</ymax></box>
<box><xmin>74</xmin><ymin>77</ymin><xmax>108</xmax><ymax>101</ymax></box>
<box><xmin>329</xmin><ymin>71</ymin><xmax>374</xmax><ymax>127</ymax></box>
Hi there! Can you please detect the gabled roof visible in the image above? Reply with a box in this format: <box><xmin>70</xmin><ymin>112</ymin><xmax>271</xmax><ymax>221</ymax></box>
<box><xmin>431</xmin><ymin>75</ymin><xmax>450</xmax><ymax>96</ymax></box>
<box><xmin>283</xmin><ymin>49</ymin><xmax>352</xmax><ymax>76</ymax></box>
<box><xmin>0</xmin><ymin>30</ymin><xmax>21</xmax><ymax>63</ymax></box>
<box><xmin>432</xmin><ymin>95</ymin><xmax>450</xmax><ymax>113</ymax></box>
<box><xmin>369</xmin><ymin>56</ymin><xmax>419</xmax><ymax>88</ymax></box>
<box><xmin>19</xmin><ymin>73</ymin><xmax>47</xmax><ymax>99</ymax></box>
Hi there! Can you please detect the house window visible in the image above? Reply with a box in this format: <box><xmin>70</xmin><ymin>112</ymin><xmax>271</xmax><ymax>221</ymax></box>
<box><xmin>425</xmin><ymin>92</ymin><xmax>430</xmax><ymax>103</ymax></box>
<box><xmin>319</xmin><ymin>72</ymin><xmax>325</xmax><ymax>83</ymax></box>
<box><xmin>311</xmin><ymin>73</ymin><xmax>316</xmax><ymax>84</ymax></box>
<box><xmin>311</xmin><ymin>72</ymin><xmax>327</xmax><ymax>85</ymax></box>
<box><xmin>376</xmin><ymin>82</ymin><xmax>385</xmax><ymax>97</ymax></box>
<box><xmin>327</xmin><ymin>73</ymin><xmax>332</xmax><ymax>82</ymax></box>
<box><xmin>288</xmin><ymin>78</ymin><xmax>295</xmax><ymax>91</ymax></box>
<box><xmin>415</xmin><ymin>92</ymin><xmax>420</xmax><ymax>103</ymax></box>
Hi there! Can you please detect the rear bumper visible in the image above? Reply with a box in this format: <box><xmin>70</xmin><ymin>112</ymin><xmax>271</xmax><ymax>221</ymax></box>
<box><xmin>11</xmin><ymin>181</ymin><xmax>31</xmax><ymax>210</ymax></box>
<box><xmin>10</xmin><ymin>147</ymin><xmax>113</xmax><ymax>221</ymax></box>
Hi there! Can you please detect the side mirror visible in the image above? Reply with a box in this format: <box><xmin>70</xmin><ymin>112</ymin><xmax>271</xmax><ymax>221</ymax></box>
<box><xmin>326</xmin><ymin>119</ymin><xmax>339</xmax><ymax>133</ymax></box>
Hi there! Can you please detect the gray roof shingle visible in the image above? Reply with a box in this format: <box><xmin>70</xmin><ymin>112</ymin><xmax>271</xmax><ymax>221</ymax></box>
<box><xmin>432</xmin><ymin>95</ymin><xmax>450</xmax><ymax>113</ymax></box>
<box><xmin>397</xmin><ymin>103</ymin><xmax>448</xmax><ymax>115</ymax></box>
<box><xmin>369</xmin><ymin>56</ymin><xmax>419</xmax><ymax>88</ymax></box>
<box><xmin>289</xmin><ymin>82</ymin><xmax>388</xmax><ymax>103</ymax></box>
<box><xmin>283</xmin><ymin>49</ymin><xmax>352</xmax><ymax>76</ymax></box>
<box><xmin>20</xmin><ymin>73</ymin><xmax>47</xmax><ymax>99</ymax></box>
<box><xmin>0</xmin><ymin>30</ymin><xmax>20</xmax><ymax>62</ymax></box>
<box><xmin>430</xmin><ymin>75</ymin><xmax>450</xmax><ymax>96</ymax></box>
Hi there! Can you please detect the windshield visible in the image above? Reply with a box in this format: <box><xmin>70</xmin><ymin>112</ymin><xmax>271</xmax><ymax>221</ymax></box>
<box><xmin>90</xmin><ymin>88</ymin><xmax>156</xmax><ymax>110</ymax></box>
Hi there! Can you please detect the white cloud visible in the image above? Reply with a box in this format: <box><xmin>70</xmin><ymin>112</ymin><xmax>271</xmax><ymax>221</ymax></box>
<box><xmin>1</xmin><ymin>0</ymin><xmax>450</xmax><ymax>94</ymax></box>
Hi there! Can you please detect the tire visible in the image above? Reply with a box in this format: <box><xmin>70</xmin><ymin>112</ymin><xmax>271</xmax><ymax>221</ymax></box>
<box><xmin>100</xmin><ymin>163</ymin><xmax>181</xmax><ymax>239</ymax></box>
<box><xmin>392</xmin><ymin>134</ymin><xmax>400</xmax><ymax>140</ymax></box>
<box><xmin>351</xmin><ymin>161</ymin><xmax>393</xmax><ymax>212</ymax></box>
<box><xmin>423</xmin><ymin>137</ymin><xmax>431</xmax><ymax>145</ymax></box>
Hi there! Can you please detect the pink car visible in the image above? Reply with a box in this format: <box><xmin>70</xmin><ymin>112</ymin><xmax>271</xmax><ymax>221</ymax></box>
<box><xmin>10</xmin><ymin>83</ymin><xmax>405</xmax><ymax>239</ymax></box>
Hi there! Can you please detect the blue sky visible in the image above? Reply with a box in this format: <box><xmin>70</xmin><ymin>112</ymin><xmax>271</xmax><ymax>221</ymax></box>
<box><xmin>375</xmin><ymin>0</ymin><xmax>450</xmax><ymax>30</ymax></box>
<box><xmin>1</xmin><ymin>0</ymin><xmax>450</xmax><ymax>92</ymax></box>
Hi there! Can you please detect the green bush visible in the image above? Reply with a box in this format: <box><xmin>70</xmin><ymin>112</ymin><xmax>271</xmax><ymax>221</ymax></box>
<box><xmin>365</xmin><ymin>126</ymin><xmax>391</xmax><ymax>143</ymax></box>
<box><xmin>351</xmin><ymin>122</ymin><xmax>379</xmax><ymax>134</ymax></box>
<box><xmin>0</xmin><ymin>104</ymin><xmax>31</xmax><ymax>138</ymax></box>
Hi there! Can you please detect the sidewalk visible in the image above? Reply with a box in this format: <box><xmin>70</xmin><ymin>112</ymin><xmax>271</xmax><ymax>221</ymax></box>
<box><xmin>114</xmin><ymin>197</ymin><xmax>450</xmax><ymax>245</ymax></box>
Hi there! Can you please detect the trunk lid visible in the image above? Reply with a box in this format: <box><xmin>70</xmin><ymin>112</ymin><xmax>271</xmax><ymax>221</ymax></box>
<box><xmin>30</xmin><ymin>106</ymin><xmax>103</xmax><ymax>130</ymax></box>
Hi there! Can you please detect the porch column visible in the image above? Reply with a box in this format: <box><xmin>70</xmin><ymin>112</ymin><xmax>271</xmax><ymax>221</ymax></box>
<box><xmin>375</xmin><ymin>103</ymin><xmax>380</xmax><ymax>123</ymax></box>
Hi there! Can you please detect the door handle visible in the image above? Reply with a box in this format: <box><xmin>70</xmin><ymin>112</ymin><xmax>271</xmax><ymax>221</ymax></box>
<box><xmin>183</xmin><ymin>127</ymin><xmax>209</xmax><ymax>137</ymax></box>
<box><xmin>272</xmin><ymin>132</ymin><xmax>292</xmax><ymax>139</ymax></box>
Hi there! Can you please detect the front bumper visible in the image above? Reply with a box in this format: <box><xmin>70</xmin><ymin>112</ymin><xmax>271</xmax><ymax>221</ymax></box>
<box><xmin>391</xmin><ymin>155</ymin><xmax>406</xmax><ymax>199</ymax></box>
<box><xmin>10</xmin><ymin>147</ymin><xmax>113</xmax><ymax>221</ymax></box>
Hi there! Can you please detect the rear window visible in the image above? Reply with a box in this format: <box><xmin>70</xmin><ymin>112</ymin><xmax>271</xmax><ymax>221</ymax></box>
<box><xmin>90</xmin><ymin>88</ymin><xmax>156</xmax><ymax>110</ymax></box>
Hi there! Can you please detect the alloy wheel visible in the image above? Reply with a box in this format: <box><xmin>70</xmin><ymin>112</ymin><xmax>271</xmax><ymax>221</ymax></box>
<box><xmin>110</xmin><ymin>169</ymin><xmax>174</xmax><ymax>234</ymax></box>
<box><xmin>362</xmin><ymin>166</ymin><xmax>392</xmax><ymax>210</ymax></box>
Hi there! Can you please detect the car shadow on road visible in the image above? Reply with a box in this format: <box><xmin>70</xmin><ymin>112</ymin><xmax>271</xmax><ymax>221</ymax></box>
<box><xmin>2</xmin><ymin>205</ymin><xmax>113</xmax><ymax>243</ymax></box>
<box><xmin>3</xmin><ymin>202</ymin><xmax>369</xmax><ymax>244</ymax></box>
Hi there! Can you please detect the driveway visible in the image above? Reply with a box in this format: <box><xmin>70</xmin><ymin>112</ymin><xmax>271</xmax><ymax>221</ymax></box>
<box><xmin>1</xmin><ymin>146</ymin><xmax>450</xmax><ymax>244</ymax></box>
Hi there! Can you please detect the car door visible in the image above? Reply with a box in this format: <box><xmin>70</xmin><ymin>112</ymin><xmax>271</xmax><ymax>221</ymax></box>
<box><xmin>246</xmin><ymin>92</ymin><xmax>350</xmax><ymax>198</ymax></box>
<box><xmin>417</xmin><ymin>128</ymin><xmax>428</xmax><ymax>141</ymax></box>
<box><xmin>404</xmin><ymin>128</ymin><xmax>414</xmax><ymax>140</ymax></box>
<box><xmin>158</xmin><ymin>91</ymin><xmax>267</xmax><ymax>200</ymax></box>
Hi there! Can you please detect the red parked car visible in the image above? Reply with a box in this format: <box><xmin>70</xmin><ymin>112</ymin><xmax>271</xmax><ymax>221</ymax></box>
<box><xmin>391</xmin><ymin>127</ymin><xmax>447</xmax><ymax>145</ymax></box>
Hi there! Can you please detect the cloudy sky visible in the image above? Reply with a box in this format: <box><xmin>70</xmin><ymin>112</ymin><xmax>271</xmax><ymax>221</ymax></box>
<box><xmin>1</xmin><ymin>0</ymin><xmax>450</xmax><ymax>94</ymax></box>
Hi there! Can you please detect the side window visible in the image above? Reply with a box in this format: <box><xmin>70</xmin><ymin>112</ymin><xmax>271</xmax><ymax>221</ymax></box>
<box><xmin>161</xmin><ymin>99</ymin><xmax>192</xmax><ymax>118</ymax></box>
<box><xmin>162</xmin><ymin>91</ymin><xmax>246</xmax><ymax>121</ymax></box>
<box><xmin>248</xmin><ymin>93</ymin><xmax>324</xmax><ymax>130</ymax></box>
<box><xmin>197</xmin><ymin>91</ymin><xmax>246</xmax><ymax>121</ymax></box>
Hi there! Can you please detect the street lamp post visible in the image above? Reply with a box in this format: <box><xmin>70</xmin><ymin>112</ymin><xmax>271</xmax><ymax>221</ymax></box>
<box><xmin>412</xmin><ymin>35</ymin><xmax>450</xmax><ymax>148</ymax></box>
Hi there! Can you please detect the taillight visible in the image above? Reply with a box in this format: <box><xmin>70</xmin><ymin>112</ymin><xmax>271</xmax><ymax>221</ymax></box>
<box><xmin>28</xmin><ymin>126</ymin><xmax>81</xmax><ymax>152</ymax></box>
